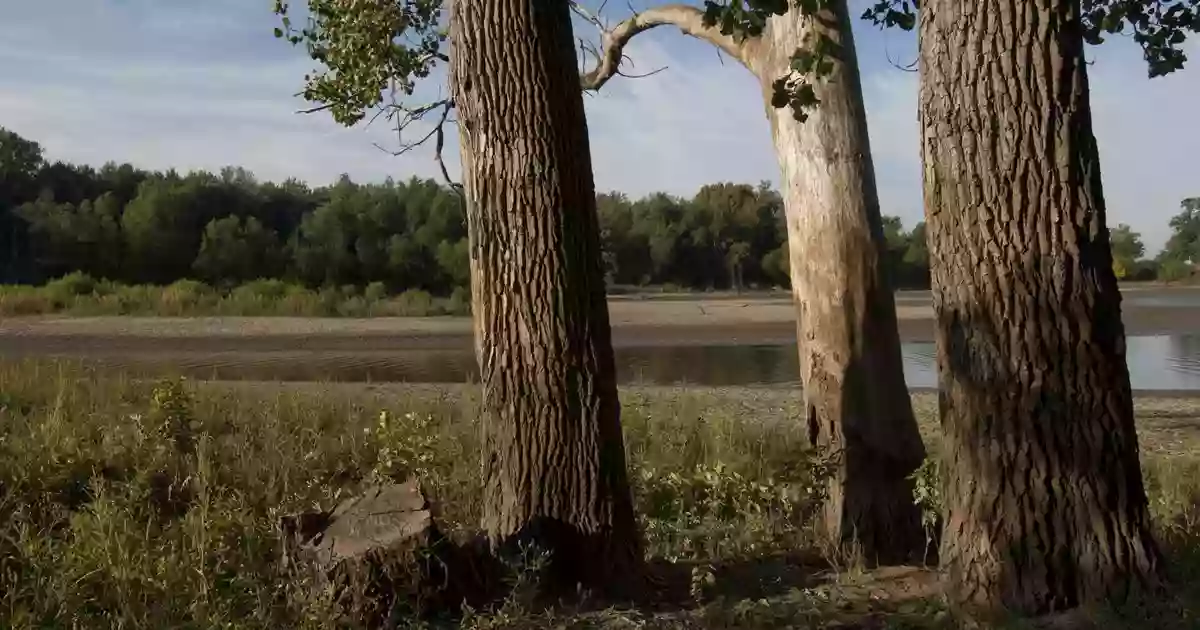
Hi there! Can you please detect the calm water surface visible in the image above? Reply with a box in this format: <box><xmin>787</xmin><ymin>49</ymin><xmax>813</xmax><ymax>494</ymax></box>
<box><xmin>624</xmin><ymin>335</ymin><xmax>1200</xmax><ymax>390</ymax></box>
<box><xmin>45</xmin><ymin>334</ymin><xmax>1200</xmax><ymax>391</ymax></box>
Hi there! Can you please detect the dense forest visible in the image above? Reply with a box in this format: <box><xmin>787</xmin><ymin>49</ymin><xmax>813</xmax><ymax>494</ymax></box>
<box><xmin>1</xmin><ymin>127</ymin><xmax>1196</xmax><ymax>296</ymax></box>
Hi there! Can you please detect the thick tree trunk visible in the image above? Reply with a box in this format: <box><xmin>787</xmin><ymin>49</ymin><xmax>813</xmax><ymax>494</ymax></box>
<box><xmin>449</xmin><ymin>0</ymin><xmax>644</xmax><ymax>598</ymax></box>
<box><xmin>750</xmin><ymin>2</ymin><xmax>927</xmax><ymax>564</ymax></box>
<box><xmin>919</xmin><ymin>0</ymin><xmax>1163</xmax><ymax>615</ymax></box>
<box><xmin>579</xmin><ymin>0</ymin><xmax>927</xmax><ymax>565</ymax></box>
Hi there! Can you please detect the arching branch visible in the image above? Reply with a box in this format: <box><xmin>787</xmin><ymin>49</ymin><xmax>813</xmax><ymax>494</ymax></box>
<box><xmin>578</xmin><ymin>3</ymin><xmax>759</xmax><ymax>91</ymax></box>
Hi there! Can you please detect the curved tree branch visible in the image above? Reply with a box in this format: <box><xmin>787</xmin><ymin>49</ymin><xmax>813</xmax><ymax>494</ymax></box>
<box><xmin>579</xmin><ymin>4</ymin><xmax>758</xmax><ymax>91</ymax></box>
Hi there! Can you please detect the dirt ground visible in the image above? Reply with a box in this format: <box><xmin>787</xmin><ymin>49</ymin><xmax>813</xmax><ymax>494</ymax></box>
<box><xmin>1</xmin><ymin>289</ymin><xmax>1198</xmax><ymax>353</ymax></box>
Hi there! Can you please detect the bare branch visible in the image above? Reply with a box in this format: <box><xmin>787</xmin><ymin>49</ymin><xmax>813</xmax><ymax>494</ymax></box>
<box><xmin>579</xmin><ymin>3</ymin><xmax>757</xmax><ymax>91</ymax></box>
<box><xmin>570</xmin><ymin>1</ymin><xmax>607</xmax><ymax>31</ymax></box>
<box><xmin>882</xmin><ymin>31</ymin><xmax>917</xmax><ymax>73</ymax></box>
<box><xmin>432</xmin><ymin>104</ymin><xmax>462</xmax><ymax>195</ymax></box>
<box><xmin>296</xmin><ymin>103</ymin><xmax>334</xmax><ymax>115</ymax></box>
<box><xmin>615</xmin><ymin>55</ymin><xmax>670</xmax><ymax>79</ymax></box>
<box><xmin>368</xmin><ymin>96</ymin><xmax>462</xmax><ymax>193</ymax></box>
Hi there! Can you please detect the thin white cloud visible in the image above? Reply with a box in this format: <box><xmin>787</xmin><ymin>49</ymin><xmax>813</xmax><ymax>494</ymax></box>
<box><xmin>0</xmin><ymin>2</ymin><xmax>1195</xmax><ymax>254</ymax></box>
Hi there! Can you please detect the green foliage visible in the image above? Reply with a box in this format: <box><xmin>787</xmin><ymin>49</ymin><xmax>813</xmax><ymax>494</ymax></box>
<box><xmin>907</xmin><ymin>455</ymin><xmax>941</xmax><ymax>561</ymax></box>
<box><xmin>0</xmin><ymin>276</ymin><xmax>470</xmax><ymax>317</ymax></box>
<box><xmin>702</xmin><ymin>0</ymin><xmax>841</xmax><ymax>121</ymax></box>
<box><xmin>272</xmin><ymin>0</ymin><xmax>447</xmax><ymax>126</ymax></box>
<box><xmin>1</xmin><ymin>363</ymin><xmax>1197</xmax><ymax>628</ymax></box>
<box><xmin>8</xmin><ymin>126</ymin><xmax>1182</xmax><ymax>299</ymax></box>
<box><xmin>636</xmin><ymin>449</ymin><xmax>835</xmax><ymax>562</ymax></box>
<box><xmin>3</xmin><ymin>127</ymin><xmax>943</xmax><ymax>296</ymax></box>
<box><xmin>1159</xmin><ymin>258</ymin><xmax>1196</xmax><ymax>282</ymax></box>
<box><xmin>365</xmin><ymin>410</ymin><xmax>439</xmax><ymax>484</ymax></box>
<box><xmin>1079</xmin><ymin>0</ymin><xmax>1200</xmax><ymax>77</ymax></box>
<box><xmin>1160</xmin><ymin>198</ymin><xmax>1200</xmax><ymax>268</ymax></box>
<box><xmin>193</xmin><ymin>216</ymin><xmax>286</xmax><ymax>285</ymax></box>
<box><xmin>1110</xmin><ymin>223</ymin><xmax>1147</xmax><ymax>280</ymax></box>
<box><xmin>861</xmin><ymin>1</ymin><xmax>1200</xmax><ymax>79</ymax></box>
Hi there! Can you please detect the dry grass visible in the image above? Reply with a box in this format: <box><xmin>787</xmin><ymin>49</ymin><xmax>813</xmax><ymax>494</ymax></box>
<box><xmin>0</xmin><ymin>361</ymin><xmax>1198</xmax><ymax>628</ymax></box>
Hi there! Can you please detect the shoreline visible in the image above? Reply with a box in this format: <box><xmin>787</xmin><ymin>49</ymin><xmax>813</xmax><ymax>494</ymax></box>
<box><xmin>1</xmin><ymin>298</ymin><xmax>1197</xmax><ymax>349</ymax></box>
<box><xmin>199</xmin><ymin>379</ymin><xmax>1200</xmax><ymax>401</ymax></box>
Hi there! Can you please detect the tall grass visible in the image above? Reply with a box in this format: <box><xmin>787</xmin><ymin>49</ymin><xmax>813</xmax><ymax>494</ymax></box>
<box><xmin>0</xmin><ymin>273</ymin><xmax>471</xmax><ymax>317</ymax></box>
<box><xmin>0</xmin><ymin>362</ymin><xmax>1197</xmax><ymax>628</ymax></box>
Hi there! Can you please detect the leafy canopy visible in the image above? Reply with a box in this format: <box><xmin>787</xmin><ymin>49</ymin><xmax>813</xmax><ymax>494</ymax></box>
<box><xmin>862</xmin><ymin>0</ymin><xmax>1200</xmax><ymax>77</ymax></box>
<box><xmin>273</xmin><ymin>0</ymin><xmax>1198</xmax><ymax>129</ymax></box>
<box><xmin>703</xmin><ymin>0</ymin><xmax>1198</xmax><ymax>119</ymax></box>
<box><xmin>272</xmin><ymin>0</ymin><xmax>446</xmax><ymax>126</ymax></box>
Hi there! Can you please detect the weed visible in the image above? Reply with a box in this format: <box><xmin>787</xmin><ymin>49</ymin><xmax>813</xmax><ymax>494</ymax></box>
<box><xmin>0</xmin><ymin>363</ymin><xmax>1197</xmax><ymax>628</ymax></box>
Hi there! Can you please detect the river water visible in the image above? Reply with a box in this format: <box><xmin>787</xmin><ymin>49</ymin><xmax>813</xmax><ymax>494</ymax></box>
<box><xmin>29</xmin><ymin>334</ymin><xmax>1197</xmax><ymax>391</ymax></box>
<box><xmin>4</xmin><ymin>288</ymin><xmax>1199</xmax><ymax>390</ymax></box>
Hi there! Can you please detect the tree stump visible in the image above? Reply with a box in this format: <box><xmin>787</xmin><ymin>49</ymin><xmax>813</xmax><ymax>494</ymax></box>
<box><xmin>280</xmin><ymin>480</ymin><xmax>498</xmax><ymax>626</ymax></box>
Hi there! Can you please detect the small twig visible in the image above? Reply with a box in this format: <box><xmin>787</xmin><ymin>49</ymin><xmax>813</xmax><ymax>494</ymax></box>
<box><xmin>616</xmin><ymin>55</ymin><xmax>670</xmax><ymax>79</ymax></box>
<box><xmin>882</xmin><ymin>31</ymin><xmax>918</xmax><ymax>73</ymax></box>
<box><xmin>367</xmin><ymin>90</ymin><xmax>462</xmax><ymax>193</ymax></box>
<box><xmin>295</xmin><ymin>103</ymin><xmax>333</xmax><ymax>115</ymax></box>
<box><xmin>571</xmin><ymin>1</ymin><xmax>607</xmax><ymax>31</ymax></box>
<box><xmin>432</xmin><ymin>103</ymin><xmax>462</xmax><ymax>194</ymax></box>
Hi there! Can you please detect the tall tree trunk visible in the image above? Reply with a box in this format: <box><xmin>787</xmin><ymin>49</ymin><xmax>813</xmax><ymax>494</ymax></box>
<box><xmin>449</xmin><ymin>0</ymin><xmax>644</xmax><ymax>598</ymax></box>
<box><xmin>919</xmin><ymin>0</ymin><xmax>1163</xmax><ymax>614</ymax></box>
<box><xmin>581</xmin><ymin>0</ymin><xmax>928</xmax><ymax>564</ymax></box>
<box><xmin>752</xmin><ymin>3</ymin><xmax>927</xmax><ymax>564</ymax></box>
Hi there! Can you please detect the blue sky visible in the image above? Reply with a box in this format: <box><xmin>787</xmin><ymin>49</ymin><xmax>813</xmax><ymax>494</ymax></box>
<box><xmin>1</xmin><ymin>0</ymin><xmax>1196</xmax><ymax>253</ymax></box>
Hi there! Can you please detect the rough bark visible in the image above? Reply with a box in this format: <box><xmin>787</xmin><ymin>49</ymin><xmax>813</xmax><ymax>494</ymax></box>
<box><xmin>583</xmin><ymin>1</ymin><xmax>927</xmax><ymax>564</ymax></box>
<box><xmin>918</xmin><ymin>0</ymin><xmax>1163</xmax><ymax>615</ymax></box>
<box><xmin>449</xmin><ymin>0</ymin><xmax>644</xmax><ymax>598</ymax></box>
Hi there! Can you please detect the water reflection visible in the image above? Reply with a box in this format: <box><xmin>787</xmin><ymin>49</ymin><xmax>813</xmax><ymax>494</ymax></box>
<box><xmin>38</xmin><ymin>334</ymin><xmax>1200</xmax><ymax>391</ymax></box>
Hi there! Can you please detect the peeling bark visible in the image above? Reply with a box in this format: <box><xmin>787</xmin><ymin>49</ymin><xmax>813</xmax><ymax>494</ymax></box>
<box><xmin>450</xmin><ymin>0</ymin><xmax>644</xmax><ymax>598</ymax></box>
<box><xmin>754</xmin><ymin>3</ymin><xmax>926</xmax><ymax>565</ymax></box>
<box><xmin>918</xmin><ymin>0</ymin><xmax>1163</xmax><ymax>614</ymax></box>
<box><xmin>582</xmin><ymin>1</ymin><xmax>926</xmax><ymax>564</ymax></box>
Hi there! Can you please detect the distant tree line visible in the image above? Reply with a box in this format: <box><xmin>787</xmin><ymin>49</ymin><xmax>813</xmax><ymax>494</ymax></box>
<box><xmin>1</xmin><ymin>128</ymin><xmax>1196</xmax><ymax>293</ymax></box>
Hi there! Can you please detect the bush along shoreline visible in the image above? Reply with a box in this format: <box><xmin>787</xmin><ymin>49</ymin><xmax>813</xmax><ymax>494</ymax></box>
<box><xmin>0</xmin><ymin>272</ymin><xmax>471</xmax><ymax>318</ymax></box>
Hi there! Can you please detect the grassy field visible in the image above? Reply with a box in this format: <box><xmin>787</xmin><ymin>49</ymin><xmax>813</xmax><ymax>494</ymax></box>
<box><xmin>1</xmin><ymin>361</ymin><xmax>1198</xmax><ymax>628</ymax></box>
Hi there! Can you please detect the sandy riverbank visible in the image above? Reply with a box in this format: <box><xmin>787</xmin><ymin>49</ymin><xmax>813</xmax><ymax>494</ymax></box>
<box><xmin>1</xmin><ymin>291</ymin><xmax>1197</xmax><ymax>351</ymax></box>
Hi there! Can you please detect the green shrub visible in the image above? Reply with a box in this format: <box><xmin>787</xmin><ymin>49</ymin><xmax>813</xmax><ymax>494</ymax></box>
<box><xmin>0</xmin><ymin>287</ymin><xmax>52</xmax><ymax>315</ymax></box>
<box><xmin>363</xmin><ymin>281</ymin><xmax>388</xmax><ymax>302</ymax></box>
<box><xmin>1160</xmin><ymin>259</ymin><xmax>1196</xmax><ymax>283</ymax></box>
<box><xmin>388</xmin><ymin>288</ymin><xmax>436</xmax><ymax>316</ymax></box>
<box><xmin>44</xmin><ymin>271</ymin><xmax>97</xmax><ymax>298</ymax></box>
<box><xmin>0</xmin><ymin>276</ymin><xmax>469</xmax><ymax>318</ymax></box>
<box><xmin>233</xmin><ymin>278</ymin><xmax>294</xmax><ymax>301</ymax></box>
<box><xmin>634</xmin><ymin>454</ymin><xmax>833</xmax><ymax>562</ymax></box>
<box><xmin>335</xmin><ymin>295</ymin><xmax>369</xmax><ymax>317</ymax></box>
<box><xmin>157</xmin><ymin>279</ymin><xmax>215</xmax><ymax>316</ymax></box>
<box><xmin>447</xmin><ymin>285</ymin><xmax>471</xmax><ymax>315</ymax></box>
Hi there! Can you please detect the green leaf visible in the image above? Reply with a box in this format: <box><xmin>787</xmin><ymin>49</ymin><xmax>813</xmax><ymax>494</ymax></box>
<box><xmin>770</xmin><ymin>79</ymin><xmax>790</xmax><ymax>109</ymax></box>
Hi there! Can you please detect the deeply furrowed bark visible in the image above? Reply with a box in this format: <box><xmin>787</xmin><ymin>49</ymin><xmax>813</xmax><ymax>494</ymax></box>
<box><xmin>582</xmin><ymin>1</ymin><xmax>928</xmax><ymax>564</ymax></box>
<box><xmin>449</xmin><ymin>0</ymin><xmax>644</xmax><ymax>598</ymax></box>
<box><xmin>918</xmin><ymin>0</ymin><xmax>1163</xmax><ymax>614</ymax></box>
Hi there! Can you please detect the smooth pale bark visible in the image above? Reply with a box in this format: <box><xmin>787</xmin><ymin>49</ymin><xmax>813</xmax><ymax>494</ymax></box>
<box><xmin>449</xmin><ymin>0</ymin><xmax>644</xmax><ymax>597</ymax></box>
<box><xmin>918</xmin><ymin>0</ymin><xmax>1162</xmax><ymax>614</ymax></box>
<box><xmin>583</xmin><ymin>1</ymin><xmax>926</xmax><ymax>563</ymax></box>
